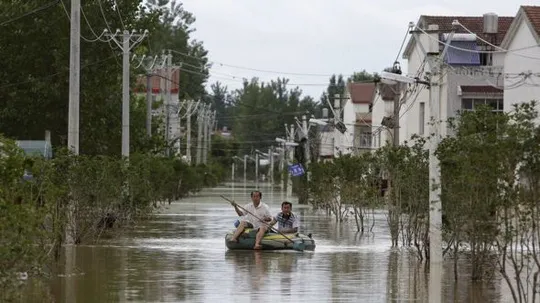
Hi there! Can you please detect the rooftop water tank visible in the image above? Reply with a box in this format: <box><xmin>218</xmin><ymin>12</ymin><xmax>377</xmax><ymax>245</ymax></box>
<box><xmin>483</xmin><ymin>13</ymin><xmax>499</xmax><ymax>34</ymax></box>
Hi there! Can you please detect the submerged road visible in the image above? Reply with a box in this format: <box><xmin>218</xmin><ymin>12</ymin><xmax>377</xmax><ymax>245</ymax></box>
<box><xmin>27</xmin><ymin>182</ymin><xmax>512</xmax><ymax>302</ymax></box>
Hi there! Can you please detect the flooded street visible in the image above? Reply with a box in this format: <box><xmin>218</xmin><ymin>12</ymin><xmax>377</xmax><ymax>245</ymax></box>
<box><xmin>39</xmin><ymin>183</ymin><xmax>512</xmax><ymax>302</ymax></box>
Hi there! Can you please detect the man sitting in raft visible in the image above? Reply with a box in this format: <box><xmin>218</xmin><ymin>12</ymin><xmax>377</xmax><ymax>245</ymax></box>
<box><xmin>269</xmin><ymin>201</ymin><xmax>300</xmax><ymax>234</ymax></box>
<box><xmin>230</xmin><ymin>191</ymin><xmax>272</xmax><ymax>249</ymax></box>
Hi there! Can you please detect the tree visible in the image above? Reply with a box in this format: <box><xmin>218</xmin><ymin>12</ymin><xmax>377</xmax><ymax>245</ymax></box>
<box><xmin>0</xmin><ymin>0</ymin><xmax>208</xmax><ymax>155</ymax></box>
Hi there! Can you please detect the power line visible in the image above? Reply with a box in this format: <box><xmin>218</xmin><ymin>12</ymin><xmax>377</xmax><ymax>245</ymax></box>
<box><xmin>168</xmin><ymin>49</ymin><xmax>357</xmax><ymax>78</ymax></box>
<box><xmin>0</xmin><ymin>0</ymin><xmax>60</xmax><ymax>26</ymax></box>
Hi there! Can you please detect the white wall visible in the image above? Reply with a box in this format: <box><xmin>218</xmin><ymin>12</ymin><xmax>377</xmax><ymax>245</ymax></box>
<box><xmin>399</xmin><ymin>41</ymin><xmax>430</xmax><ymax>145</ymax></box>
<box><xmin>339</xmin><ymin>99</ymin><xmax>356</xmax><ymax>155</ymax></box>
<box><xmin>371</xmin><ymin>94</ymin><xmax>386</xmax><ymax>148</ymax></box>
<box><xmin>504</xmin><ymin>19</ymin><xmax>540</xmax><ymax>124</ymax></box>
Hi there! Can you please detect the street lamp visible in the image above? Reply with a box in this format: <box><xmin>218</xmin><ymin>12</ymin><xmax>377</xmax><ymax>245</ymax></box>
<box><xmin>309</xmin><ymin>118</ymin><xmax>329</xmax><ymax>126</ymax></box>
<box><xmin>380</xmin><ymin>71</ymin><xmax>429</xmax><ymax>86</ymax></box>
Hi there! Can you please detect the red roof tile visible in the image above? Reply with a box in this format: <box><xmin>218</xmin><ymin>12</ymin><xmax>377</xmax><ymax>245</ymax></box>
<box><xmin>522</xmin><ymin>6</ymin><xmax>540</xmax><ymax>37</ymax></box>
<box><xmin>460</xmin><ymin>85</ymin><xmax>503</xmax><ymax>93</ymax></box>
<box><xmin>420</xmin><ymin>15</ymin><xmax>514</xmax><ymax>46</ymax></box>
<box><xmin>348</xmin><ymin>82</ymin><xmax>376</xmax><ymax>104</ymax></box>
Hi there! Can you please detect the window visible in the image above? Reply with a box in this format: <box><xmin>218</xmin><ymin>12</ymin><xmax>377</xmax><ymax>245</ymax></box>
<box><xmin>479</xmin><ymin>53</ymin><xmax>492</xmax><ymax>66</ymax></box>
<box><xmin>419</xmin><ymin>102</ymin><xmax>425</xmax><ymax>135</ymax></box>
<box><xmin>461</xmin><ymin>98</ymin><xmax>503</xmax><ymax>112</ymax></box>
<box><xmin>356</xmin><ymin>131</ymin><xmax>372</xmax><ymax>148</ymax></box>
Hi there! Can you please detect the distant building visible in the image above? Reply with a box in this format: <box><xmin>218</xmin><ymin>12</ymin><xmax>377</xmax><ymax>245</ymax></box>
<box><xmin>16</xmin><ymin>130</ymin><xmax>53</xmax><ymax>159</ymax></box>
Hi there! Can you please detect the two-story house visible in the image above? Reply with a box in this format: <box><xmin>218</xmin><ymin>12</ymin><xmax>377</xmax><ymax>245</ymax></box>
<box><xmin>374</xmin><ymin>13</ymin><xmax>514</xmax><ymax>147</ymax></box>
<box><xmin>500</xmin><ymin>6</ymin><xmax>540</xmax><ymax>122</ymax></box>
<box><xmin>347</xmin><ymin>82</ymin><xmax>377</xmax><ymax>154</ymax></box>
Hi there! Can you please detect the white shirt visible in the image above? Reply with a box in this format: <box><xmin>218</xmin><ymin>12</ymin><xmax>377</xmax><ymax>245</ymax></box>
<box><xmin>241</xmin><ymin>202</ymin><xmax>271</xmax><ymax>229</ymax></box>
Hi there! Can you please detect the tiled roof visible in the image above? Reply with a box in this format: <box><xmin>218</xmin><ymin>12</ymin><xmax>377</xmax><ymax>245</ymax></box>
<box><xmin>420</xmin><ymin>15</ymin><xmax>514</xmax><ymax>46</ymax></box>
<box><xmin>347</xmin><ymin>82</ymin><xmax>376</xmax><ymax>104</ymax></box>
<box><xmin>522</xmin><ymin>6</ymin><xmax>540</xmax><ymax>37</ymax></box>
<box><xmin>460</xmin><ymin>85</ymin><xmax>503</xmax><ymax>93</ymax></box>
<box><xmin>404</xmin><ymin>14</ymin><xmax>514</xmax><ymax>59</ymax></box>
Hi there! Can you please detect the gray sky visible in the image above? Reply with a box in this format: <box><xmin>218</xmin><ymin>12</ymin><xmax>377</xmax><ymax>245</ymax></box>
<box><xmin>180</xmin><ymin>0</ymin><xmax>537</xmax><ymax>100</ymax></box>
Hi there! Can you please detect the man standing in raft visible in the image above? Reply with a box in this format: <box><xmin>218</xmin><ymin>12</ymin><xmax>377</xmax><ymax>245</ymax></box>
<box><xmin>230</xmin><ymin>191</ymin><xmax>272</xmax><ymax>249</ymax></box>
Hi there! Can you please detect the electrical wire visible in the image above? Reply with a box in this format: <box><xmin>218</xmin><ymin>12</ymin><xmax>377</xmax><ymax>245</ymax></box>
<box><xmin>168</xmin><ymin>49</ymin><xmax>357</xmax><ymax>78</ymax></box>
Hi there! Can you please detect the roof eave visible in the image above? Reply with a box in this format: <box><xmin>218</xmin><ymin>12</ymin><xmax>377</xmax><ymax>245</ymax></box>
<box><xmin>501</xmin><ymin>7</ymin><xmax>540</xmax><ymax>49</ymax></box>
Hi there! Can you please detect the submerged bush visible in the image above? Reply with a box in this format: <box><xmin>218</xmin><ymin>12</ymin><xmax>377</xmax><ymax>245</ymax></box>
<box><xmin>0</xmin><ymin>136</ymin><xmax>225</xmax><ymax>298</ymax></box>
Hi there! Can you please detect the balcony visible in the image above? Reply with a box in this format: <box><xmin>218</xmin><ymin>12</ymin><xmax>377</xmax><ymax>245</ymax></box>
<box><xmin>450</xmin><ymin>65</ymin><xmax>504</xmax><ymax>77</ymax></box>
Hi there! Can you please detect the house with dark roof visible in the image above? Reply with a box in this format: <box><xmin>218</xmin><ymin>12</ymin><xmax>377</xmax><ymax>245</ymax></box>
<box><xmin>373</xmin><ymin>12</ymin><xmax>514</xmax><ymax>147</ymax></box>
<box><xmin>346</xmin><ymin>82</ymin><xmax>377</xmax><ymax>153</ymax></box>
<box><xmin>500</xmin><ymin>6</ymin><xmax>540</xmax><ymax>120</ymax></box>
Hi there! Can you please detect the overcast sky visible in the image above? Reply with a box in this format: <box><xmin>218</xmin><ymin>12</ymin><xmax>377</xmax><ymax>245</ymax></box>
<box><xmin>180</xmin><ymin>0</ymin><xmax>537</xmax><ymax>100</ymax></box>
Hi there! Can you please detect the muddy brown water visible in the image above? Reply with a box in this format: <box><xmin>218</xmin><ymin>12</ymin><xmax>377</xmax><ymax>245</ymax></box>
<box><xmin>22</xmin><ymin>183</ymin><xmax>513</xmax><ymax>302</ymax></box>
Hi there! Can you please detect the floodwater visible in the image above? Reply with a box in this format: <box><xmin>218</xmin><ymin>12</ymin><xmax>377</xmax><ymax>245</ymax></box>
<box><xmin>28</xmin><ymin>182</ymin><xmax>514</xmax><ymax>302</ymax></box>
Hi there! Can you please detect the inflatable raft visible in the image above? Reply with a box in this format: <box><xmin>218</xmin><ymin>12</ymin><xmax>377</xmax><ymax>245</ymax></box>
<box><xmin>224</xmin><ymin>229</ymin><xmax>316</xmax><ymax>251</ymax></box>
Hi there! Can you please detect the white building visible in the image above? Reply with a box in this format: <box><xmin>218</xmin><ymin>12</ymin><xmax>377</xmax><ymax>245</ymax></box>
<box><xmin>315</xmin><ymin>82</ymin><xmax>376</xmax><ymax>160</ymax></box>
<box><xmin>500</xmin><ymin>6</ymin><xmax>540</xmax><ymax>121</ymax></box>
<box><xmin>372</xmin><ymin>13</ymin><xmax>514</xmax><ymax>147</ymax></box>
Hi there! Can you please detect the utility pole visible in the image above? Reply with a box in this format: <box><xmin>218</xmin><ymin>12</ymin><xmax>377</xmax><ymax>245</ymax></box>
<box><xmin>196</xmin><ymin>104</ymin><xmax>205</xmax><ymax>165</ymax></box>
<box><xmin>393</xmin><ymin>86</ymin><xmax>401</xmax><ymax>146</ymax></box>
<box><xmin>302</xmin><ymin>115</ymin><xmax>311</xmax><ymax>181</ymax></box>
<box><xmin>106</xmin><ymin>29</ymin><xmax>148</xmax><ymax>157</ymax></box>
<box><xmin>287</xmin><ymin>123</ymin><xmax>295</xmax><ymax>199</ymax></box>
<box><xmin>255</xmin><ymin>152</ymin><xmax>259</xmax><ymax>188</ymax></box>
<box><xmin>165</xmin><ymin>51</ymin><xmax>172</xmax><ymax>156</ymax></box>
<box><xmin>232</xmin><ymin>162</ymin><xmax>235</xmax><ymax>183</ymax></box>
<box><xmin>410</xmin><ymin>22</ymin><xmax>456</xmax><ymax>303</ymax></box>
<box><xmin>269</xmin><ymin>147</ymin><xmax>274</xmax><ymax>186</ymax></box>
<box><xmin>243</xmin><ymin>154</ymin><xmax>247</xmax><ymax>185</ymax></box>
<box><xmin>146</xmin><ymin>72</ymin><xmax>152</xmax><ymax>137</ymax></box>
<box><xmin>68</xmin><ymin>0</ymin><xmax>80</xmax><ymax>155</ymax></box>
<box><xmin>206</xmin><ymin>110</ymin><xmax>216</xmax><ymax>162</ymax></box>
<box><xmin>186</xmin><ymin>101</ymin><xmax>192</xmax><ymax>163</ymax></box>
<box><xmin>202</xmin><ymin>108</ymin><xmax>209</xmax><ymax>164</ymax></box>
<box><xmin>279</xmin><ymin>146</ymin><xmax>285</xmax><ymax>192</ymax></box>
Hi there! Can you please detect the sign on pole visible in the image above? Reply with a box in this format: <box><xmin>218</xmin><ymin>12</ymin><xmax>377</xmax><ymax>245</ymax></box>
<box><xmin>288</xmin><ymin>164</ymin><xmax>305</xmax><ymax>177</ymax></box>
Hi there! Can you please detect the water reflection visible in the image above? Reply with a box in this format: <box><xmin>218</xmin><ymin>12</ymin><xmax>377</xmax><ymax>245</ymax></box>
<box><xmin>20</xmin><ymin>183</ymin><xmax>515</xmax><ymax>302</ymax></box>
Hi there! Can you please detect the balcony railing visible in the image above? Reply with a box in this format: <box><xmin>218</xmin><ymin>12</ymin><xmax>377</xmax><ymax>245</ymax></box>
<box><xmin>450</xmin><ymin>65</ymin><xmax>504</xmax><ymax>77</ymax></box>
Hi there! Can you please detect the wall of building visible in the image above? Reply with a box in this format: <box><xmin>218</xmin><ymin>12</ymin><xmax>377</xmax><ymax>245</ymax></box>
<box><xmin>504</xmin><ymin>19</ymin><xmax>540</xmax><ymax>124</ymax></box>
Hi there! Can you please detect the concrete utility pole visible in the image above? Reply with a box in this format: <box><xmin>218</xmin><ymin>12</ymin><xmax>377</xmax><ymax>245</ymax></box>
<box><xmin>68</xmin><ymin>0</ymin><xmax>80</xmax><ymax>155</ymax></box>
<box><xmin>202</xmin><ymin>108</ymin><xmax>209</xmax><ymax>164</ymax></box>
<box><xmin>410</xmin><ymin>22</ymin><xmax>456</xmax><ymax>303</ymax></box>
<box><xmin>287</xmin><ymin>123</ymin><xmax>295</xmax><ymax>199</ymax></box>
<box><xmin>210</xmin><ymin>110</ymin><xmax>216</xmax><ymax>153</ymax></box>
<box><xmin>268</xmin><ymin>147</ymin><xmax>274</xmax><ymax>186</ymax></box>
<box><xmin>243</xmin><ymin>154</ymin><xmax>247</xmax><ymax>185</ymax></box>
<box><xmin>279</xmin><ymin>146</ymin><xmax>285</xmax><ymax>192</ymax></box>
<box><xmin>165</xmin><ymin>51</ymin><xmax>172</xmax><ymax>156</ymax></box>
<box><xmin>186</xmin><ymin>101</ymin><xmax>192</xmax><ymax>162</ymax></box>
<box><xmin>106</xmin><ymin>29</ymin><xmax>148</xmax><ymax>157</ymax></box>
<box><xmin>393</xmin><ymin>85</ymin><xmax>401</xmax><ymax>146</ymax></box>
<box><xmin>196</xmin><ymin>104</ymin><xmax>205</xmax><ymax>165</ymax></box>
<box><xmin>255</xmin><ymin>152</ymin><xmax>259</xmax><ymax>188</ymax></box>
<box><xmin>301</xmin><ymin>115</ymin><xmax>311</xmax><ymax>180</ymax></box>
<box><xmin>185</xmin><ymin>100</ymin><xmax>196</xmax><ymax>164</ymax></box>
